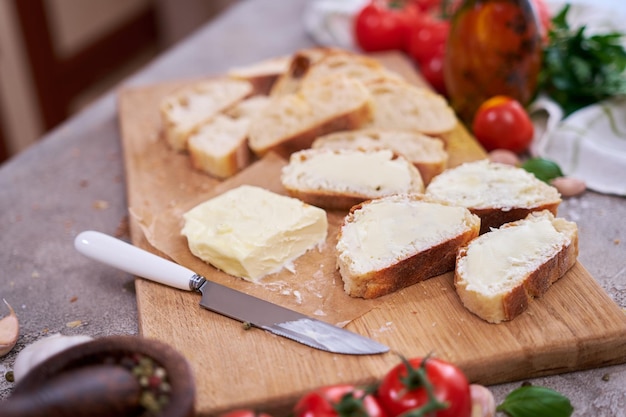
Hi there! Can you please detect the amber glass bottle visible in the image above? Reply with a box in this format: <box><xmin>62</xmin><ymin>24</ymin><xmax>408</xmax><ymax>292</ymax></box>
<box><xmin>443</xmin><ymin>0</ymin><xmax>543</xmax><ymax>126</ymax></box>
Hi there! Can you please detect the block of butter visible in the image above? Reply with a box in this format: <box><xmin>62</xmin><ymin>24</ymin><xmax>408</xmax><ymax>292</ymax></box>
<box><xmin>181</xmin><ymin>185</ymin><xmax>328</xmax><ymax>282</ymax></box>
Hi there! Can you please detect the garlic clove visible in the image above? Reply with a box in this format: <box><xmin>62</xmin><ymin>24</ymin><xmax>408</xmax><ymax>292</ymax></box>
<box><xmin>0</xmin><ymin>299</ymin><xmax>19</xmax><ymax>357</ymax></box>
<box><xmin>470</xmin><ymin>384</ymin><xmax>496</xmax><ymax>417</ymax></box>
<box><xmin>13</xmin><ymin>333</ymin><xmax>93</xmax><ymax>381</ymax></box>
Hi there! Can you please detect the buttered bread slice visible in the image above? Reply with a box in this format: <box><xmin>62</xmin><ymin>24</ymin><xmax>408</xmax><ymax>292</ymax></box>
<box><xmin>455</xmin><ymin>210</ymin><xmax>578</xmax><ymax>323</ymax></box>
<box><xmin>312</xmin><ymin>129</ymin><xmax>448</xmax><ymax>185</ymax></box>
<box><xmin>181</xmin><ymin>185</ymin><xmax>327</xmax><ymax>282</ymax></box>
<box><xmin>425</xmin><ymin>160</ymin><xmax>562</xmax><ymax>234</ymax></box>
<box><xmin>336</xmin><ymin>195</ymin><xmax>481</xmax><ymax>299</ymax></box>
<box><xmin>281</xmin><ymin>148</ymin><xmax>424</xmax><ymax>211</ymax></box>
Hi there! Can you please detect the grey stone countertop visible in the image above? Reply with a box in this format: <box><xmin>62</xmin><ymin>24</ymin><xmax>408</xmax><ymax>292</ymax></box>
<box><xmin>0</xmin><ymin>0</ymin><xmax>624</xmax><ymax>415</ymax></box>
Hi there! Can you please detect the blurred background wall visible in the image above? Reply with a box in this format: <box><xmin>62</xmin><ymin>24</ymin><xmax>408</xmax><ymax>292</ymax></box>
<box><xmin>0</xmin><ymin>0</ymin><xmax>238</xmax><ymax>163</ymax></box>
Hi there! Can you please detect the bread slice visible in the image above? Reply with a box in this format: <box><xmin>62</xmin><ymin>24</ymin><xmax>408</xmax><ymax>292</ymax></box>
<box><xmin>182</xmin><ymin>185</ymin><xmax>328</xmax><ymax>283</ymax></box>
<box><xmin>269</xmin><ymin>47</ymin><xmax>341</xmax><ymax>97</ymax></box>
<box><xmin>187</xmin><ymin>96</ymin><xmax>270</xmax><ymax>179</ymax></box>
<box><xmin>227</xmin><ymin>56</ymin><xmax>290</xmax><ymax>95</ymax></box>
<box><xmin>336</xmin><ymin>194</ymin><xmax>481</xmax><ymax>299</ymax></box>
<box><xmin>248</xmin><ymin>76</ymin><xmax>373</xmax><ymax>158</ymax></box>
<box><xmin>455</xmin><ymin>210</ymin><xmax>578</xmax><ymax>323</ymax></box>
<box><xmin>425</xmin><ymin>160</ymin><xmax>562</xmax><ymax>234</ymax></box>
<box><xmin>160</xmin><ymin>78</ymin><xmax>254</xmax><ymax>151</ymax></box>
<box><xmin>281</xmin><ymin>148</ymin><xmax>424</xmax><ymax>210</ymax></box>
<box><xmin>365</xmin><ymin>78</ymin><xmax>457</xmax><ymax>136</ymax></box>
<box><xmin>312</xmin><ymin>129</ymin><xmax>448</xmax><ymax>185</ymax></box>
<box><xmin>300</xmin><ymin>52</ymin><xmax>405</xmax><ymax>89</ymax></box>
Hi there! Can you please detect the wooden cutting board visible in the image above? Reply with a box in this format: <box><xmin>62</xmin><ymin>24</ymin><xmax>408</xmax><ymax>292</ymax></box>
<box><xmin>117</xmin><ymin>52</ymin><xmax>626</xmax><ymax>417</ymax></box>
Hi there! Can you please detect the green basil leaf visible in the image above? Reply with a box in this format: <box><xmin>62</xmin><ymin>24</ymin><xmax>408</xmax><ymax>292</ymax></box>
<box><xmin>496</xmin><ymin>386</ymin><xmax>573</xmax><ymax>417</ymax></box>
<box><xmin>522</xmin><ymin>158</ymin><xmax>564</xmax><ymax>183</ymax></box>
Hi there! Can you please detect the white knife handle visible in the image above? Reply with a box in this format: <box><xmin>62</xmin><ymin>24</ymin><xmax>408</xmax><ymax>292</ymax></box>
<box><xmin>74</xmin><ymin>230</ymin><xmax>195</xmax><ymax>291</ymax></box>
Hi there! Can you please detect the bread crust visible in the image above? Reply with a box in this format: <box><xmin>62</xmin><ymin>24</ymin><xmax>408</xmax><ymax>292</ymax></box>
<box><xmin>454</xmin><ymin>211</ymin><xmax>579</xmax><ymax>323</ymax></box>
<box><xmin>472</xmin><ymin>202</ymin><xmax>560</xmax><ymax>234</ymax></box>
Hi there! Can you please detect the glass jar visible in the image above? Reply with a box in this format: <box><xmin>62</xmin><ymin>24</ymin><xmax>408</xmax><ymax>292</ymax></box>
<box><xmin>443</xmin><ymin>0</ymin><xmax>543</xmax><ymax>126</ymax></box>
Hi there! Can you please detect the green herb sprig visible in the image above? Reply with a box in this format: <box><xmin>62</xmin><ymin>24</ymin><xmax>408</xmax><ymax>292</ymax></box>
<box><xmin>539</xmin><ymin>4</ymin><xmax>626</xmax><ymax>117</ymax></box>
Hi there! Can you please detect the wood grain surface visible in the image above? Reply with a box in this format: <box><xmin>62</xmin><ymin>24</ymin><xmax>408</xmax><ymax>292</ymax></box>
<box><xmin>117</xmin><ymin>52</ymin><xmax>626</xmax><ymax>417</ymax></box>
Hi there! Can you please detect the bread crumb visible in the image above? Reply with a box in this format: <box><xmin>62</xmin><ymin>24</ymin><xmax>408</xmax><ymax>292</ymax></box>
<box><xmin>66</xmin><ymin>320</ymin><xmax>83</xmax><ymax>328</ymax></box>
<box><xmin>614</xmin><ymin>239</ymin><xmax>620</xmax><ymax>245</ymax></box>
<box><xmin>92</xmin><ymin>200</ymin><xmax>109</xmax><ymax>210</ymax></box>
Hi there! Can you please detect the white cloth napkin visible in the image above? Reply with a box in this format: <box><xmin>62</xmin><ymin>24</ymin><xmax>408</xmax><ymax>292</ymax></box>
<box><xmin>529</xmin><ymin>0</ymin><xmax>626</xmax><ymax>196</ymax></box>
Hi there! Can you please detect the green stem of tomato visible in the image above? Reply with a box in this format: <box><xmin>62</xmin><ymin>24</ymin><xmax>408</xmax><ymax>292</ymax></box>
<box><xmin>397</xmin><ymin>355</ymin><xmax>449</xmax><ymax>417</ymax></box>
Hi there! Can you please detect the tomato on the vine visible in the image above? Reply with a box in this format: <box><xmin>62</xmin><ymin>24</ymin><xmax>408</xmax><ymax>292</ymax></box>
<box><xmin>376</xmin><ymin>357</ymin><xmax>471</xmax><ymax>417</ymax></box>
<box><xmin>294</xmin><ymin>384</ymin><xmax>388</xmax><ymax>417</ymax></box>
<box><xmin>354</xmin><ymin>1</ymin><xmax>420</xmax><ymax>52</ymax></box>
<box><xmin>472</xmin><ymin>96</ymin><xmax>535</xmax><ymax>154</ymax></box>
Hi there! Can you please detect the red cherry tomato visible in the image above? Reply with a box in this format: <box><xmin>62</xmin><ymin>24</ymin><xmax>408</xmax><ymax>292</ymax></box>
<box><xmin>354</xmin><ymin>1</ymin><xmax>420</xmax><ymax>52</ymax></box>
<box><xmin>376</xmin><ymin>357</ymin><xmax>471</xmax><ymax>417</ymax></box>
<box><xmin>410</xmin><ymin>0</ymin><xmax>443</xmax><ymax>12</ymax></box>
<box><xmin>406</xmin><ymin>14</ymin><xmax>449</xmax><ymax>65</ymax></box>
<box><xmin>419</xmin><ymin>51</ymin><xmax>446</xmax><ymax>94</ymax></box>
<box><xmin>472</xmin><ymin>96</ymin><xmax>535</xmax><ymax>154</ymax></box>
<box><xmin>295</xmin><ymin>384</ymin><xmax>388</xmax><ymax>417</ymax></box>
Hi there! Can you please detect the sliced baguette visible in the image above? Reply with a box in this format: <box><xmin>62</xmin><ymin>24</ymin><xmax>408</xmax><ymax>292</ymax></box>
<box><xmin>300</xmin><ymin>52</ymin><xmax>405</xmax><ymax>89</ymax></box>
<box><xmin>455</xmin><ymin>210</ymin><xmax>578</xmax><ymax>323</ymax></box>
<box><xmin>160</xmin><ymin>78</ymin><xmax>254</xmax><ymax>151</ymax></box>
<box><xmin>227</xmin><ymin>56</ymin><xmax>290</xmax><ymax>95</ymax></box>
<box><xmin>248</xmin><ymin>76</ymin><xmax>373</xmax><ymax>158</ymax></box>
<box><xmin>281</xmin><ymin>148</ymin><xmax>424</xmax><ymax>210</ymax></box>
<box><xmin>425</xmin><ymin>160</ymin><xmax>562</xmax><ymax>234</ymax></box>
<box><xmin>336</xmin><ymin>194</ymin><xmax>481</xmax><ymax>299</ymax></box>
<box><xmin>365</xmin><ymin>78</ymin><xmax>457</xmax><ymax>136</ymax></box>
<box><xmin>269</xmin><ymin>47</ymin><xmax>341</xmax><ymax>97</ymax></box>
<box><xmin>312</xmin><ymin>129</ymin><xmax>448</xmax><ymax>185</ymax></box>
<box><xmin>188</xmin><ymin>96</ymin><xmax>270</xmax><ymax>179</ymax></box>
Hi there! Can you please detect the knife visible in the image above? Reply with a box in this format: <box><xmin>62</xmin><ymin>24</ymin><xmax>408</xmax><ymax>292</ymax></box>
<box><xmin>74</xmin><ymin>231</ymin><xmax>389</xmax><ymax>355</ymax></box>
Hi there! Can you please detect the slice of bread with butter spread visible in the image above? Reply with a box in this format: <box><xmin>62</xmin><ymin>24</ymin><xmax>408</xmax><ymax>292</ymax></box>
<box><xmin>311</xmin><ymin>129</ymin><xmax>448</xmax><ymax>185</ymax></box>
<box><xmin>425</xmin><ymin>160</ymin><xmax>562</xmax><ymax>234</ymax></box>
<box><xmin>281</xmin><ymin>148</ymin><xmax>424</xmax><ymax>211</ymax></box>
<box><xmin>336</xmin><ymin>194</ymin><xmax>481</xmax><ymax>299</ymax></box>
<box><xmin>181</xmin><ymin>185</ymin><xmax>327</xmax><ymax>282</ymax></box>
<box><xmin>455</xmin><ymin>210</ymin><xmax>578</xmax><ymax>323</ymax></box>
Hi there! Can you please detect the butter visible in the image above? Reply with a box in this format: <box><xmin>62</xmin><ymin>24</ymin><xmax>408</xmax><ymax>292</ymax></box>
<box><xmin>181</xmin><ymin>185</ymin><xmax>328</xmax><ymax>282</ymax></box>
<box><xmin>283</xmin><ymin>149</ymin><xmax>421</xmax><ymax>195</ymax></box>
<box><xmin>460</xmin><ymin>216</ymin><xmax>568</xmax><ymax>293</ymax></box>
<box><xmin>337</xmin><ymin>197</ymin><xmax>471</xmax><ymax>273</ymax></box>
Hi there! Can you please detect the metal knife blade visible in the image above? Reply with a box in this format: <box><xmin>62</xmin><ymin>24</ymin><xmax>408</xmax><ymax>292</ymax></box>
<box><xmin>74</xmin><ymin>230</ymin><xmax>389</xmax><ymax>355</ymax></box>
